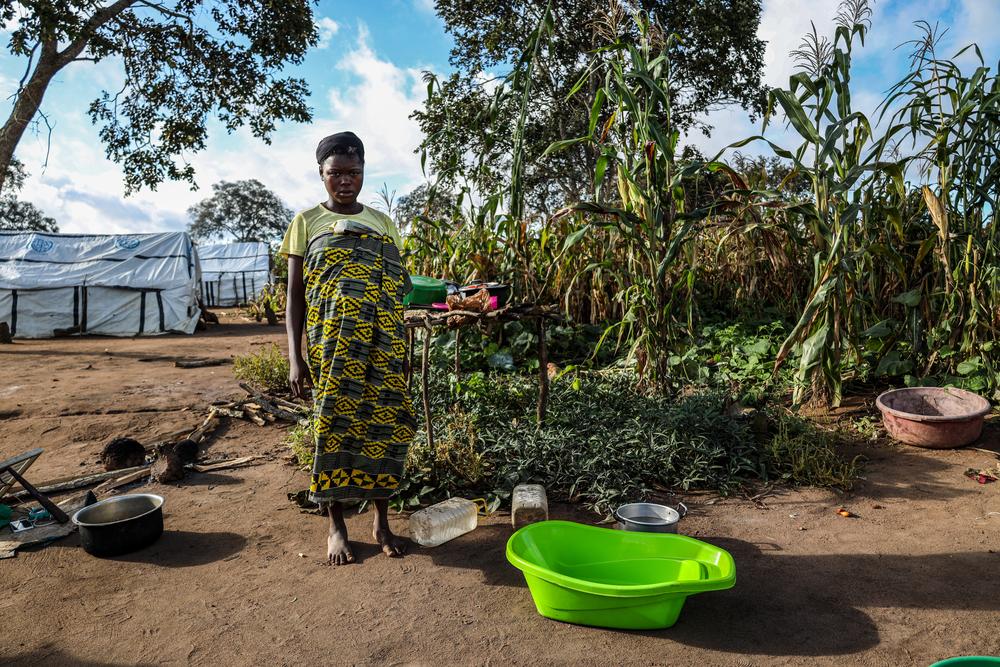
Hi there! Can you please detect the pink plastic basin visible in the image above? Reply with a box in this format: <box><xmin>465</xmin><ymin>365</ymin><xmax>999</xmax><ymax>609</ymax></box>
<box><xmin>876</xmin><ymin>387</ymin><xmax>991</xmax><ymax>449</ymax></box>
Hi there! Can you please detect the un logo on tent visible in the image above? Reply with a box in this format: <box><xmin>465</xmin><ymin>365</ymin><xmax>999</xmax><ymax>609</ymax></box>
<box><xmin>28</xmin><ymin>237</ymin><xmax>54</xmax><ymax>254</ymax></box>
<box><xmin>116</xmin><ymin>237</ymin><xmax>141</xmax><ymax>250</ymax></box>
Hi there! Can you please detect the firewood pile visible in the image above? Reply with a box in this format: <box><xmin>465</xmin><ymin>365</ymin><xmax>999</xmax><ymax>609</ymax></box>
<box><xmin>209</xmin><ymin>383</ymin><xmax>310</xmax><ymax>426</ymax></box>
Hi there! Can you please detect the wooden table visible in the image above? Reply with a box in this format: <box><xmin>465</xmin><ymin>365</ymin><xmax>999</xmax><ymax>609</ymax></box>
<box><xmin>403</xmin><ymin>303</ymin><xmax>561</xmax><ymax>448</ymax></box>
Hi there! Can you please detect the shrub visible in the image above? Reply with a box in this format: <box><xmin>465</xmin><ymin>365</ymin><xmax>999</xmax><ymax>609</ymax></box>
<box><xmin>232</xmin><ymin>343</ymin><xmax>290</xmax><ymax>393</ymax></box>
<box><xmin>397</xmin><ymin>369</ymin><xmax>860</xmax><ymax>513</ymax></box>
<box><xmin>286</xmin><ymin>421</ymin><xmax>313</xmax><ymax>469</ymax></box>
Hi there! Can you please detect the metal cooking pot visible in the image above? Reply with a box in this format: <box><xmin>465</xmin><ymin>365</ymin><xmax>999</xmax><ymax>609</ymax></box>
<box><xmin>72</xmin><ymin>493</ymin><xmax>164</xmax><ymax>557</ymax></box>
<box><xmin>614</xmin><ymin>502</ymin><xmax>687</xmax><ymax>533</ymax></box>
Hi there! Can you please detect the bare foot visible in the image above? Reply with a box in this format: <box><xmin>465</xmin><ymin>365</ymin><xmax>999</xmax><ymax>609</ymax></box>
<box><xmin>373</xmin><ymin>521</ymin><xmax>407</xmax><ymax>558</ymax></box>
<box><xmin>326</xmin><ymin>503</ymin><xmax>355</xmax><ymax>566</ymax></box>
<box><xmin>372</xmin><ymin>499</ymin><xmax>407</xmax><ymax>557</ymax></box>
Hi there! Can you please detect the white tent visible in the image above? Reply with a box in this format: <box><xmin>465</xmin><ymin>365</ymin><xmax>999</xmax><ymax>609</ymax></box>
<box><xmin>197</xmin><ymin>241</ymin><xmax>271</xmax><ymax>307</ymax></box>
<box><xmin>0</xmin><ymin>231</ymin><xmax>201</xmax><ymax>338</ymax></box>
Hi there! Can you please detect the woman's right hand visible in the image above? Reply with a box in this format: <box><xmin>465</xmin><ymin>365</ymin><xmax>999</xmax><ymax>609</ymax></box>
<box><xmin>289</xmin><ymin>355</ymin><xmax>309</xmax><ymax>399</ymax></box>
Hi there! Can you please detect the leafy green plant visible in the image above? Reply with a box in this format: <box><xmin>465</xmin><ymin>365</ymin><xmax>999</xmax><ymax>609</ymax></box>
<box><xmin>765</xmin><ymin>412</ymin><xmax>862</xmax><ymax>489</ymax></box>
<box><xmin>548</xmin><ymin>14</ymin><xmax>732</xmax><ymax>389</ymax></box>
<box><xmin>286</xmin><ymin>421</ymin><xmax>313</xmax><ymax>469</ymax></box>
<box><xmin>243</xmin><ymin>283</ymin><xmax>286</xmax><ymax>323</ymax></box>
<box><xmin>397</xmin><ymin>368</ymin><xmax>859</xmax><ymax>512</ymax></box>
<box><xmin>736</xmin><ymin>0</ymin><xmax>897</xmax><ymax>407</ymax></box>
<box><xmin>233</xmin><ymin>343</ymin><xmax>290</xmax><ymax>393</ymax></box>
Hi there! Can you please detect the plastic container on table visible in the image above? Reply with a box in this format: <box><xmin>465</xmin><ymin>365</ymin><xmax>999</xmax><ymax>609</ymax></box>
<box><xmin>409</xmin><ymin>497</ymin><xmax>483</xmax><ymax>547</ymax></box>
<box><xmin>404</xmin><ymin>275</ymin><xmax>448</xmax><ymax>307</ymax></box>
<box><xmin>511</xmin><ymin>484</ymin><xmax>548</xmax><ymax>529</ymax></box>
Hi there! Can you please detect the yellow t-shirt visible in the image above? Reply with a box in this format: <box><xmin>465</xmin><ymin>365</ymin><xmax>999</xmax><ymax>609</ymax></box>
<box><xmin>278</xmin><ymin>203</ymin><xmax>403</xmax><ymax>257</ymax></box>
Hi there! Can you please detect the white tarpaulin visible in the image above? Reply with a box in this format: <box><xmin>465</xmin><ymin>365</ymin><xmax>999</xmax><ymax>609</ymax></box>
<box><xmin>0</xmin><ymin>231</ymin><xmax>201</xmax><ymax>338</ymax></box>
<box><xmin>197</xmin><ymin>241</ymin><xmax>271</xmax><ymax>307</ymax></box>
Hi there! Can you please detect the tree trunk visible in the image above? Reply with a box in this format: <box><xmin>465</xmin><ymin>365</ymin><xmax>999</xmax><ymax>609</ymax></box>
<box><xmin>0</xmin><ymin>42</ymin><xmax>60</xmax><ymax>194</ymax></box>
<box><xmin>0</xmin><ymin>0</ymin><xmax>138</xmax><ymax>193</ymax></box>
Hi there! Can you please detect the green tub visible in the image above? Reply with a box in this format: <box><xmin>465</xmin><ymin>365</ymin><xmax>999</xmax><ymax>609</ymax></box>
<box><xmin>506</xmin><ymin>520</ymin><xmax>736</xmax><ymax>630</ymax></box>
<box><xmin>403</xmin><ymin>275</ymin><xmax>447</xmax><ymax>307</ymax></box>
<box><xmin>930</xmin><ymin>659</ymin><xmax>1000</xmax><ymax>667</ymax></box>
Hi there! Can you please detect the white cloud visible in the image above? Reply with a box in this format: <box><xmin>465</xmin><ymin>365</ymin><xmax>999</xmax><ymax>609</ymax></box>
<box><xmin>758</xmin><ymin>0</ymin><xmax>841</xmax><ymax>89</ymax></box>
<box><xmin>325</xmin><ymin>24</ymin><xmax>430</xmax><ymax>193</ymax></box>
<box><xmin>684</xmin><ymin>0</ymin><xmax>959</xmax><ymax>159</ymax></box>
<box><xmin>414</xmin><ymin>0</ymin><xmax>436</xmax><ymax>14</ymax></box>
<box><xmin>315</xmin><ymin>17</ymin><xmax>340</xmax><ymax>50</ymax></box>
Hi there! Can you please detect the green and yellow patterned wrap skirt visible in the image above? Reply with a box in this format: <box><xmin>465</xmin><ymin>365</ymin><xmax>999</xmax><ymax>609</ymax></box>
<box><xmin>304</xmin><ymin>220</ymin><xmax>416</xmax><ymax>504</ymax></box>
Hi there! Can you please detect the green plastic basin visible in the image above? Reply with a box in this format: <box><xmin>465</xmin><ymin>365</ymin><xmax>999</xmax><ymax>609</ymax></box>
<box><xmin>506</xmin><ymin>520</ymin><xmax>736</xmax><ymax>630</ymax></box>
<box><xmin>403</xmin><ymin>275</ymin><xmax>447</xmax><ymax>307</ymax></box>
<box><xmin>930</xmin><ymin>659</ymin><xmax>1000</xmax><ymax>666</ymax></box>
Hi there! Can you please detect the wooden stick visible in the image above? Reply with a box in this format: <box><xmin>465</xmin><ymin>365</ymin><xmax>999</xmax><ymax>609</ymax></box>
<box><xmin>454</xmin><ymin>329</ymin><xmax>461</xmax><ymax>381</ymax></box>
<box><xmin>2</xmin><ymin>465</ymin><xmax>149</xmax><ymax>501</ymax></box>
<box><xmin>188</xmin><ymin>414</ymin><xmax>220</xmax><ymax>444</ymax></box>
<box><xmin>244</xmin><ymin>409</ymin><xmax>266</xmax><ymax>426</ymax></box>
<box><xmin>421</xmin><ymin>329</ymin><xmax>434</xmax><ymax>450</ymax></box>
<box><xmin>269</xmin><ymin>395</ymin><xmax>309</xmax><ymax>413</ymax></box>
<box><xmin>237</xmin><ymin>383</ymin><xmax>307</xmax><ymax>422</ymax></box>
<box><xmin>191</xmin><ymin>456</ymin><xmax>258</xmax><ymax>473</ymax></box>
<box><xmin>537</xmin><ymin>317</ymin><xmax>549</xmax><ymax>425</ymax></box>
<box><xmin>92</xmin><ymin>468</ymin><xmax>151</xmax><ymax>495</ymax></box>
<box><xmin>6</xmin><ymin>467</ymin><xmax>71</xmax><ymax>523</ymax></box>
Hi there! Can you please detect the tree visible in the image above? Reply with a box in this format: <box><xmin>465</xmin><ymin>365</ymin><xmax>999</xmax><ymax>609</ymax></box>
<box><xmin>0</xmin><ymin>1</ymin><xmax>317</xmax><ymax>195</ymax></box>
<box><xmin>0</xmin><ymin>158</ymin><xmax>58</xmax><ymax>232</ymax></box>
<box><xmin>187</xmin><ymin>179</ymin><xmax>292</xmax><ymax>243</ymax></box>
<box><xmin>415</xmin><ymin>0</ymin><xmax>768</xmax><ymax>214</ymax></box>
<box><xmin>393</xmin><ymin>183</ymin><xmax>459</xmax><ymax>234</ymax></box>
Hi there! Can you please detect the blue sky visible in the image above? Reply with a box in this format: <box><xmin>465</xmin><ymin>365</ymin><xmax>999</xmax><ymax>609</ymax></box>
<box><xmin>3</xmin><ymin>0</ymin><xmax>1000</xmax><ymax>235</ymax></box>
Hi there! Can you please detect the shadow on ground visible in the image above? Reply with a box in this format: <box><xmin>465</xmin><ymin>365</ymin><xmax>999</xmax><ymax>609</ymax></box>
<box><xmin>111</xmin><ymin>529</ymin><xmax>247</xmax><ymax>567</ymax></box>
<box><xmin>663</xmin><ymin>536</ymin><xmax>1000</xmax><ymax>656</ymax></box>
<box><xmin>5</xmin><ymin>646</ymin><xmax>156</xmax><ymax>667</ymax></box>
<box><xmin>426</xmin><ymin>522</ymin><xmax>1000</xmax><ymax>657</ymax></box>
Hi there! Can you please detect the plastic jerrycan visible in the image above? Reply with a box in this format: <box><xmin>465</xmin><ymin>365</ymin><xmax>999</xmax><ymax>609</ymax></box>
<box><xmin>409</xmin><ymin>497</ymin><xmax>484</xmax><ymax>547</ymax></box>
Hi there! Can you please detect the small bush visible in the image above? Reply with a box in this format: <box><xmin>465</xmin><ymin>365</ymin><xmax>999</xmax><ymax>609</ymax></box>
<box><xmin>291</xmin><ymin>366</ymin><xmax>861</xmax><ymax>513</ymax></box>
<box><xmin>764</xmin><ymin>412</ymin><xmax>861</xmax><ymax>490</ymax></box>
<box><xmin>233</xmin><ymin>343</ymin><xmax>289</xmax><ymax>393</ymax></box>
<box><xmin>286</xmin><ymin>421</ymin><xmax>313</xmax><ymax>469</ymax></box>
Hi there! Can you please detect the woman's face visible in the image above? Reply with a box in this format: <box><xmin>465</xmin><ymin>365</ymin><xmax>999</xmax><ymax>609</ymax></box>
<box><xmin>320</xmin><ymin>153</ymin><xmax>364</xmax><ymax>205</ymax></box>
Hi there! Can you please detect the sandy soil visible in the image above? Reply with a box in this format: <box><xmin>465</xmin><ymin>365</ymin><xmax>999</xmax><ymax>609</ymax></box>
<box><xmin>1</xmin><ymin>313</ymin><xmax>998</xmax><ymax>666</ymax></box>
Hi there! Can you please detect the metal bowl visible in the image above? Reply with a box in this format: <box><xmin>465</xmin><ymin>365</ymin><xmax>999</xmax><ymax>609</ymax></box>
<box><xmin>72</xmin><ymin>493</ymin><xmax>164</xmax><ymax>557</ymax></box>
<box><xmin>614</xmin><ymin>502</ymin><xmax>687</xmax><ymax>533</ymax></box>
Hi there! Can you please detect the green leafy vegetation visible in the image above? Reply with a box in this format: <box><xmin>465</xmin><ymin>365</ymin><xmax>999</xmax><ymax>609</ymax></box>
<box><xmin>394</xmin><ymin>369</ymin><xmax>859</xmax><ymax>513</ymax></box>
<box><xmin>286</xmin><ymin>421</ymin><xmax>314</xmax><ymax>469</ymax></box>
<box><xmin>233</xmin><ymin>343</ymin><xmax>289</xmax><ymax>393</ymax></box>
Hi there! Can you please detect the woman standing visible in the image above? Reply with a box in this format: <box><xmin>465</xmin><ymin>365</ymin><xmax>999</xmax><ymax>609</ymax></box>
<box><xmin>281</xmin><ymin>132</ymin><xmax>415</xmax><ymax>565</ymax></box>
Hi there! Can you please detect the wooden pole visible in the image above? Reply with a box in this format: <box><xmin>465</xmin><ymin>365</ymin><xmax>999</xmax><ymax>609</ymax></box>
<box><xmin>421</xmin><ymin>328</ymin><xmax>434</xmax><ymax>449</ymax></box>
<box><xmin>406</xmin><ymin>328</ymin><xmax>415</xmax><ymax>392</ymax></box>
<box><xmin>536</xmin><ymin>317</ymin><xmax>548</xmax><ymax>425</ymax></box>
<box><xmin>454</xmin><ymin>329</ymin><xmax>461</xmax><ymax>381</ymax></box>
<box><xmin>6</xmin><ymin>467</ymin><xmax>70</xmax><ymax>523</ymax></box>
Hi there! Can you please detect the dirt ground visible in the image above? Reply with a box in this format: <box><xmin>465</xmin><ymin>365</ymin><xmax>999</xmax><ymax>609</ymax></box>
<box><xmin>1</xmin><ymin>312</ymin><xmax>998</xmax><ymax>667</ymax></box>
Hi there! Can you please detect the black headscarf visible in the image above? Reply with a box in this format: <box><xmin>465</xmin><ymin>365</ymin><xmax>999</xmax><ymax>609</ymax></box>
<box><xmin>316</xmin><ymin>131</ymin><xmax>365</xmax><ymax>164</ymax></box>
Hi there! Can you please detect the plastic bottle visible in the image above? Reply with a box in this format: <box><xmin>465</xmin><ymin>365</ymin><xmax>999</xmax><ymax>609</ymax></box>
<box><xmin>409</xmin><ymin>497</ymin><xmax>479</xmax><ymax>547</ymax></box>
<box><xmin>511</xmin><ymin>483</ymin><xmax>548</xmax><ymax>529</ymax></box>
